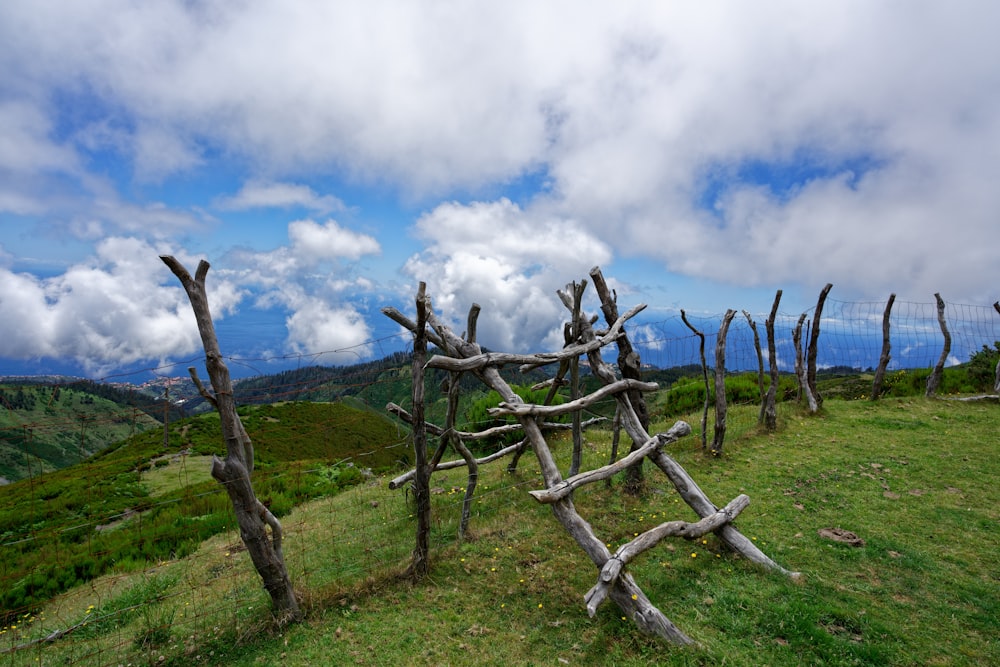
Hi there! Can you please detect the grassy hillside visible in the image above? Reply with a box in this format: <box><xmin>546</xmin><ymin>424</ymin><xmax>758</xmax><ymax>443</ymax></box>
<box><xmin>0</xmin><ymin>400</ymin><xmax>408</xmax><ymax>616</ymax></box>
<box><xmin>0</xmin><ymin>384</ymin><xmax>161</xmax><ymax>483</ymax></box>
<box><xmin>5</xmin><ymin>396</ymin><xmax>997</xmax><ymax>665</ymax></box>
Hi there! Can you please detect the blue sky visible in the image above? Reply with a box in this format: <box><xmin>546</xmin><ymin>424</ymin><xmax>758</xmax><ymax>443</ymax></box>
<box><xmin>1</xmin><ymin>1</ymin><xmax>999</xmax><ymax>379</ymax></box>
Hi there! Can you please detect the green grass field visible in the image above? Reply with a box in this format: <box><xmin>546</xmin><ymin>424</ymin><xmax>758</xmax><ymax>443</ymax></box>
<box><xmin>3</xmin><ymin>396</ymin><xmax>998</xmax><ymax>666</ymax></box>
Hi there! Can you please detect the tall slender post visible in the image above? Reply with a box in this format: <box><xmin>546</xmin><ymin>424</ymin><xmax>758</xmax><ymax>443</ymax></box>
<box><xmin>161</xmin><ymin>255</ymin><xmax>300</xmax><ymax>621</ymax></box>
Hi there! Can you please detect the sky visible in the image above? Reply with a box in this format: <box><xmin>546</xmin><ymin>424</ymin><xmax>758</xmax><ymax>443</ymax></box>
<box><xmin>1</xmin><ymin>1</ymin><xmax>999</xmax><ymax>380</ymax></box>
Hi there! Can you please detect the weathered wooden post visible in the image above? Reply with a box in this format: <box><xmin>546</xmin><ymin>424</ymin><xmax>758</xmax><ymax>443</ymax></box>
<box><xmin>590</xmin><ymin>267</ymin><xmax>648</xmax><ymax>493</ymax></box>
<box><xmin>871</xmin><ymin>293</ymin><xmax>896</xmax><ymax>400</ymax></box>
<box><xmin>806</xmin><ymin>284</ymin><xmax>833</xmax><ymax>407</ymax></box>
<box><xmin>407</xmin><ymin>283</ymin><xmax>432</xmax><ymax>578</ymax></box>
<box><xmin>925</xmin><ymin>293</ymin><xmax>951</xmax><ymax>397</ymax></box>
<box><xmin>681</xmin><ymin>309</ymin><xmax>709</xmax><ymax>450</ymax></box>
<box><xmin>994</xmin><ymin>302</ymin><xmax>1000</xmax><ymax>393</ymax></box>
<box><xmin>711</xmin><ymin>309</ymin><xmax>736</xmax><ymax>454</ymax></box>
<box><xmin>762</xmin><ymin>290</ymin><xmax>782</xmax><ymax>430</ymax></box>
<box><xmin>743</xmin><ymin>310</ymin><xmax>765</xmax><ymax>421</ymax></box>
<box><xmin>794</xmin><ymin>313</ymin><xmax>819</xmax><ymax>413</ymax></box>
<box><xmin>160</xmin><ymin>256</ymin><xmax>300</xmax><ymax>621</ymax></box>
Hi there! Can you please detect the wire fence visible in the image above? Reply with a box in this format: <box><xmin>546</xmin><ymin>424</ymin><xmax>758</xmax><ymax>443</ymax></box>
<box><xmin>1</xmin><ymin>294</ymin><xmax>999</xmax><ymax>664</ymax></box>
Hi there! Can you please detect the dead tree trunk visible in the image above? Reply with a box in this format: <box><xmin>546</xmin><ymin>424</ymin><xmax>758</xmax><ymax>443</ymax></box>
<box><xmin>559</xmin><ymin>281</ymin><xmax>587</xmax><ymax>478</ymax></box>
<box><xmin>807</xmin><ymin>284</ymin><xmax>833</xmax><ymax>408</ymax></box>
<box><xmin>606</xmin><ymin>404</ymin><xmax>622</xmax><ymax>488</ymax></box>
<box><xmin>451</xmin><ymin>305</ymin><xmax>482</xmax><ymax>539</ymax></box>
<box><xmin>711</xmin><ymin>310</ymin><xmax>736</xmax><ymax>454</ymax></box>
<box><xmin>407</xmin><ymin>284</ymin><xmax>431</xmax><ymax>579</ymax></box>
<box><xmin>680</xmin><ymin>309</ymin><xmax>709</xmax><ymax>450</ymax></box>
<box><xmin>926</xmin><ymin>293</ymin><xmax>951</xmax><ymax>397</ymax></box>
<box><xmin>871</xmin><ymin>293</ymin><xmax>896</xmax><ymax>400</ymax></box>
<box><xmin>743</xmin><ymin>310</ymin><xmax>766</xmax><ymax>423</ymax></box>
<box><xmin>994</xmin><ymin>302</ymin><xmax>1000</xmax><ymax>393</ymax></box>
<box><xmin>160</xmin><ymin>256</ymin><xmax>300</xmax><ymax>621</ymax></box>
<box><xmin>590</xmin><ymin>267</ymin><xmax>647</xmax><ymax>494</ymax></box>
<box><xmin>762</xmin><ymin>290</ymin><xmax>782</xmax><ymax>431</ymax></box>
<box><xmin>794</xmin><ymin>313</ymin><xmax>819</xmax><ymax>413</ymax></box>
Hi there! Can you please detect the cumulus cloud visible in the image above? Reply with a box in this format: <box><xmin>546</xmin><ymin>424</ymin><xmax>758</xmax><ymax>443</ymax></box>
<box><xmin>288</xmin><ymin>219</ymin><xmax>380</xmax><ymax>264</ymax></box>
<box><xmin>216</xmin><ymin>220</ymin><xmax>381</xmax><ymax>360</ymax></box>
<box><xmin>216</xmin><ymin>181</ymin><xmax>345</xmax><ymax>215</ymax></box>
<box><xmin>0</xmin><ymin>237</ymin><xmax>244</xmax><ymax>376</ymax></box>
<box><xmin>285</xmin><ymin>298</ymin><xmax>372</xmax><ymax>359</ymax></box>
<box><xmin>403</xmin><ymin>198</ymin><xmax>612</xmax><ymax>352</ymax></box>
<box><xmin>2</xmin><ymin>0</ymin><xmax>1000</xmax><ymax>361</ymax></box>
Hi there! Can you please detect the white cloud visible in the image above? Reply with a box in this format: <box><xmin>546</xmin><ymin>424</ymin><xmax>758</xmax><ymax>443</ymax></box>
<box><xmin>0</xmin><ymin>100</ymin><xmax>80</xmax><ymax>175</ymax></box>
<box><xmin>285</xmin><ymin>298</ymin><xmax>372</xmax><ymax>360</ymax></box>
<box><xmin>132</xmin><ymin>122</ymin><xmax>203</xmax><ymax>183</ymax></box>
<box><xmin>216</xmin><ymin>181</ymin><xmax>345</xmax><ymax>214</ymax></box>
<box><xmin>0</xmin><ymin>237</ymin><xmax>244</xmax><ymax>376</ymax></box>
<box><xmin>403</xmin><ymin>198</ymin><xmax>612</xmax><ymax>352</ymax></box>
<box><xmin>2</xmin><ymin>0</ymin><xmax>1000</xmax><ymax>361</ymax></box>
<box><xmin>214</xmin><ymin>220</ymin><xmax>380</xmax><ymax>359</ymax></box>
<box><xmin>288</xmin><ymin>219</ymin><xmax>380</xmax><ymax>264</ymax></box>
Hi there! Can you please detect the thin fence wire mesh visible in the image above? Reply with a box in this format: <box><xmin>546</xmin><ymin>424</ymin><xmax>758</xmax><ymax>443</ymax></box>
<box><xmin>1</xmin><ymin>295</ymin><xmax>998</xmax><ymax>663</ymax></box>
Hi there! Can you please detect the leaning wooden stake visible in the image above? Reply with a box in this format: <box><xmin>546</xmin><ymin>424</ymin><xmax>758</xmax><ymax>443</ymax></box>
<box><xmin>712</xmin><ymin>309</ymin><xmax>736</xmax><ymax>454</ymax></box>
<box><xmin>591</xmin><ymin>267</ymin><xmax>648</xmax><ymax>493</ymax></box>
<box><xmin>762</xmin><ymin>290</ymin><xmax>782</xmax><ymax>431</ymax></box>
<box><xmin>871</xmin><ymin>293</ymin><xmax>896</xmax><ymax>400</ymax></box>
<box><xmin>926</xmin><ymin>293</ymin><xmax>951</xmax><ymax>397</ymax></box>
<box><xmin>406</xmin><ymin>283</ymin><xmax>432</xmax><ymax>579</ymax></box>
<box><xmin>807</xmin><ymin>284</ymin><xmax>833</xmax><ymax>408</ymax></box>
<box><xmin>743</xmin><ymin>310</ymin><xmax>765</xmax><ymax>422</ymax></box>
<box><xmin>160</xmin><ymin>256</ymin><xmax>300</xmax><ymax>621</ymax></box>
<box><xmin>994</xmin><ymin>302</ymin><xmax>1000</xmax><ymax>393</ymax></box>
<box><xmin>794</xmin><ymin>313</ymin><xmax>819</xmax><ymax>413</ymax></box>
<box><xmin>680</xmin><ymin>309</ymin><xmax>709</xmax><ymax>450</ymax></box>
<box><xmin>394</xmin><ymin>274</ymin><xmax>799</xmax><ymax>646</ymax></box>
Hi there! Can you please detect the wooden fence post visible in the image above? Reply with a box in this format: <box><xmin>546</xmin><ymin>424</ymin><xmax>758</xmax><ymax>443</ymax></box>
<box><xmin>871</xmin><ymin>293</ymin><xmax>896</xmax><ymax>400</ymax></box>
<box><xmin>160</xmin><ymin>256</ymin><xmax>300</xmax><ymax>622</ymax></box>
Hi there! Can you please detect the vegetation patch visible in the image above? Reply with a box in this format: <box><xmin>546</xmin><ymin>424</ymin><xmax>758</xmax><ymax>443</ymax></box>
<box><xmin>4</xmin><ymin>396</ymin><xmax>995</xmax><ymax>665</ymax></box>
<box><xmin>0</xmin><ymin>400</ymin><xmax>407</xmax><ymax>617</ymax></box>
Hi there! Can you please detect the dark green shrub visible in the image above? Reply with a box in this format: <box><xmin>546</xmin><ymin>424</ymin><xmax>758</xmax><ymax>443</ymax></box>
<box><xmin>967</xmin><ymin>342</ymin><xmax>1000</xmax><ymax>391</ymax></box>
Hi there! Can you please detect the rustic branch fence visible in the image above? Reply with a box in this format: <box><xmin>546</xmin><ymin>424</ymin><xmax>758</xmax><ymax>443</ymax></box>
<box><xmin>2</xmin><ymin>278</ymin><xmax>999</xmax><ymax>662</ymax></box>
<box><xmin>383</xmin><ymin>268</ymin><xmax>799</xmax><ymax>644</ymax></box>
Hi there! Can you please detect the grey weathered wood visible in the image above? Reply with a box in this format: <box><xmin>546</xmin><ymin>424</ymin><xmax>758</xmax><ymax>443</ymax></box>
<box><xmin>681</xmin><ymin>309</ymin><xmax>709</xmax><ymax>450</ymax></box>
<box><xmin>807</xmin><ymin>284</ymin><xmax>833</xmax><ymax>407</ymax></box>
<box><xmin>452</xmin><ymin>306</ymin><xmax>481</xmax><ymax>539</ymax></box>
<box><xmin>994</xmin><ymin>302</ymin><xmax>1000</xmax><ymax>392</ymax></box>
<box><xmin>743</xmin><ymin>310</ymin><xmax>766</xmax><ymax>424</ymax></box>
<box><xmin>578</xmin><ymin>301</ymin><xmax>799</xmax><ymax>578</ymax></box>
<box><xmin>160</xmin><ymin>256</ymin><xmax>299</xmax><ymax>621</ymax></box>
<box><xmin>416</xmin><ymin>303</ymin><xmax>645</xmax><ymax>374</ymax></box>
<box><xmin>403</xmin><ymin>284</ymin><xmax>432</xmax><ymax>579</ymax></box>
<box><xmin>509</xmin><ymin>358</ymin><xmax>571</xmax><ymax>473</ymax></box>
<box><xmin>389</xmin><ymin>291</ymin><xmax>695</xmax><ymax>645</ymax></box>
<box><xmin>529</xmin><ymin>422</ymin><xmax>691</xmax><ymax>503</ymax></box>
<box><xmin>794</xmin><ymin>313</ymin><xmax>818</xmax><ymax>413</ymax></box>
<box><xmin>762</xmin><ymin>290</ymin><xmax>782</xmax><ymax>431</ymax></box>
<box><xmin>926</xmin><ymin>293</ymin><xmax>951</xmax><ymax>397</ymax></box>
<box><xmin>871</xmin><ymin>293</ymin><xmax>896</xmax><ymax>400</ymax></box>
<box><xmin>585</xmin><ymin>494</ymin><xmax>750</xmax><ymax>615</ymax></box>
<box><xmin>488</xmin><ymin>379</ymin><xmax>658</xmax><ymax>418</ymax></box>
<box><xmin>559</xmin><ymin>281</ymin><xmax>586</xmax><ymax>478</ymax></box>
<box><xmin>711</xmin><ymin>309</ymin><xmax>736</xmax><ymax>454</ymax></box>
<box><xmin>385</xmin><ymin>274</ymin><xmax>798</xmax><ymax>645</ymax></box>
<box><xmin>606</xmin><ymin>403</ymin><xmax>622</xmax><ymax>488</ymax></box>
<box><xmin>590</xmin><ymin>266</ymin><xmax>648</xmax><ymax>493</ymax></box>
